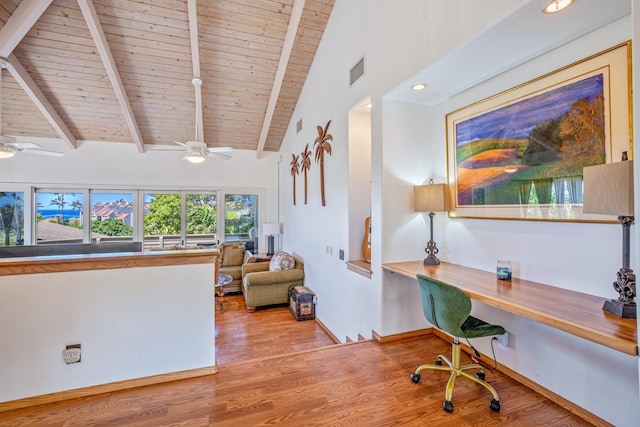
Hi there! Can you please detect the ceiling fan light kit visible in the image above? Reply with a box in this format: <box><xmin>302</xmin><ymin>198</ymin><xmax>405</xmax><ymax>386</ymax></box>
<box><xmin>185</xmin><ymin>150</ymin><xmax>206</xmax><ymax>163</ymax></box>
<box><xmin>0</xmin><ymin>144</ymin><xmax>16</xmax><ymax>158</ymax></box>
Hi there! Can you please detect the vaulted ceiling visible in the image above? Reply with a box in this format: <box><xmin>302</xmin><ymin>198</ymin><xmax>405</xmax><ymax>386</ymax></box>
<box><xmin>0</xmin><ymin>0</ymin><xmax>334</xmax><ymax>156</ymax></box>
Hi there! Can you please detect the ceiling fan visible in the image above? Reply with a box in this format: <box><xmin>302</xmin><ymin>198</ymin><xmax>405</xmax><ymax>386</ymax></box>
<box><xmin>0</xmin><ymin>136</ymin><xmax>64</xmax><ymax>159</ymax></box>
<box><xmin>148</xmin><ymin>78</ymin><xmax>232</xmax><ymax>163</ymax></box>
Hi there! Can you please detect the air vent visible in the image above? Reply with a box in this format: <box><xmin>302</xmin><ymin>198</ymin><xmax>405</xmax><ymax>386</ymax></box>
<box><xmin>350</xmin><ymin>56</ymin><xmax>365</xmax><ymax>86</ymax></box>
<box><xmin>296</xmin><ymin>118</ymin><xmax>303</xmax><ymax>133</ymax></box>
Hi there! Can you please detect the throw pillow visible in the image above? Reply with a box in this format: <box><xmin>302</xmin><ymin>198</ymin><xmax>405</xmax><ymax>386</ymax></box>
<box><xmin>221</xmin><ymin>244</ymin><xmax>245</xmax><ymax>266</ymax></box>
<box><xmin>269</xmin><ymin>251</ymin><xmax>295</xmax><ymax>271</ymax></box>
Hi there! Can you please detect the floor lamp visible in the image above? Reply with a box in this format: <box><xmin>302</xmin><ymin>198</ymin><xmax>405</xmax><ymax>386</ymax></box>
<box><xmin>583</xmin><ymin>159</ymin><xmax>635</xmax><ymax>318</ymax></box>
<box><xmin>414</xmin><ymin>180</ymin><xmax>449</xmax><ymax>265</ymax></box>
<box><xmin>263</xmin><ymin>222</ymin><xmax>282</xmax><ymax>257</ymax></box>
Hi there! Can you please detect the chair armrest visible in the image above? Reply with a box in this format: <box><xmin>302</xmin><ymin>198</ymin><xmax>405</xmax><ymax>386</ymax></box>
<box><xmin>243</xmin><ymin>268</ymin><xmax>304</xmax><ymax>286</ymax></box>
<box><xmin>244</xmin><ymin>250</ymin><xmax>257</xmax><ymax>264</ymax></box>
<box><xmin>242</xmin><ymin>261</ymin><xmax>270</xmax><ymax>275</ymax></box>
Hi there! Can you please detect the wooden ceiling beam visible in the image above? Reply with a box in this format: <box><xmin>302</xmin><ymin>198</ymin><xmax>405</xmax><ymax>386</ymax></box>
<box><xmin>5</xmin><ymin>54</ymin><xmax>77</xmax><ymax>149</ymax></box>
<box><xmin>77</xmin><ymin>0</ymin><xmax>144</xmax><ymax>153</ymax></box>
<box><xmin>255</xmin><ymin>0</ymin><xmax>305</xmax><ymax>158</ymax></box>
<box><xmin>0</xmin><ymin>0</ymin><xmax>53</xmax><ymax>58</ymax></box>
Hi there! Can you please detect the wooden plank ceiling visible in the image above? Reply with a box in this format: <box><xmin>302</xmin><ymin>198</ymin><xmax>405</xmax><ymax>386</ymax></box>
<box><xmin>0</xmin><ymin>0</ymin><xmax>334</xmax><ymax>155</ymax></box>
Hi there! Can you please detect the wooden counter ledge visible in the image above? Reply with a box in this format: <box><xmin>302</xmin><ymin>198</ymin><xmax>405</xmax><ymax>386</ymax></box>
<box><xmin>0</xmin><ymin>249</ymin><xmax>218</xmax><ymax>277</ymax></box>
<box><xmin>383</xmin><ymin>261</ymin><xmax>638</xmax><ymax>356</ymax></box>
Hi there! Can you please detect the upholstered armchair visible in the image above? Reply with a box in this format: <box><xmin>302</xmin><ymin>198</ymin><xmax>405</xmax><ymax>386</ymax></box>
<box><xmin>242</xmin><ymin>256</ymin><xmax>304</xmax><ymax>312</ymax></box>
<box><xmin>218</xmin><ymin>242</ymin><xmax>256</xmax><ymax>294</ymax></box>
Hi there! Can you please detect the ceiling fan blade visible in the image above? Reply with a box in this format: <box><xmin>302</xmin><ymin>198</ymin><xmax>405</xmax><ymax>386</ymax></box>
<box><xmin>209</xmin><ymin>152</ymin><xmax>232</xmax><ymax>160</ymax></box>
<box><xmin>148</xmin><ymin>145</ymin><xmax>184</xmax><ymax>151</ymax></box>
<box><xmin>13</xmin><ymin>142</ymin><xmax>42</xmax><ymax>149</ymax></box>
<box><xmin>173</xmin><ymin>140</ymin><xmax>190</xmax><ymax>149</ymax></box>
<box><xmin>20</xmin><ymin>148</ymin><xmax>64</xmax><ymax>157</ymax></box>
<box><xmin>209</xmin><ymin>146</ymin><xmax>233</xmax><ymax>153</ymax></box>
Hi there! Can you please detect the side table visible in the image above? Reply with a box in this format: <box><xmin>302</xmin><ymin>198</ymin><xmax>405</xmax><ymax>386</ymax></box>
<box><xmin>214</xmin><ymin>273</ymin><xmax>233</xmax><ymax>312</ymax></box>
<box><xmin>253</xmin><ymin>253</ymin><xmax>273</xmax><ymax>262</ymax></box>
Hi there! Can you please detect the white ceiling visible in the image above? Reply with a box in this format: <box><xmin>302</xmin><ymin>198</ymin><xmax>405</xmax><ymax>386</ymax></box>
<box><xmin>385</xmin><ymin>0</ymin><xmax>632</xmax><ymax>106</ymax></box>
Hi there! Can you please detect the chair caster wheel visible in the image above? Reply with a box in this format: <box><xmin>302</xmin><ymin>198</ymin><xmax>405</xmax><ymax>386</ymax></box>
<box><xmin>435</xmin><ymin>359</ymin><xmax>442</xmax><ymax>366</ymax></box>
<box><xmin>410</xmin><ymin>373</ymin><xmax>421</xmax><ymax>383</ymax></box>
<box><xmin>490</xmin><ymin>399</ymin><xmax>500</xmax><ymax>412</ymax></box>
<box><xmin>475</xmin><ymin>371</ymin><xmax>485</xmax><ymax>381</ymax></box>
<box><xmin>443</xmin><ymin>400</ymin><xmax>453</xmax><ymax>412</ymax></box>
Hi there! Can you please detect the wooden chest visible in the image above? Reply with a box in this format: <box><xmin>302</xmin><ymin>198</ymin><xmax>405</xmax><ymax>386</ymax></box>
<box><xmin>289</xmin><ymin>285</ymin><xmax>316</xmax><ymax>321</ymax></box>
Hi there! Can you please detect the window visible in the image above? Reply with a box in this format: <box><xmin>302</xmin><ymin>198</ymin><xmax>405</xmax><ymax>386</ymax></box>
<box><xmin>35</xmin><ymin>191</ymin><xmax>84</xmax><ymax>244</ymax></box>
<box><xmin>224</xmin><ymin>193</ymin><xmax>257</xmax><ymax>250</ymax></box>
<box><xmin>186</xmin><ymin>193</ymin><xmax>217</xmax><ymax>246</ymax></box>
<box><xmin>0</xmin><ymin>192</ymin><xmax>25</xmax><ymax>246</ymax></box>
<box><xmin>90</xmin><ymin>192</ymin><xmax>134</xmax><ymax>243</ymax></box>
<box><xmin>143</xmin><ymin>192</ymin><xmax>181</xmax><ymax>249</ymax></box>
<box><xmin>28</xmin><ymin>187</ymin><xmax>261</xmax><ymax>249</ymax></box>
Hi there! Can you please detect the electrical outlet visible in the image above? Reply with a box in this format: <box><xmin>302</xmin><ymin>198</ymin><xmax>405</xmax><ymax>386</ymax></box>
<box><xmin>63</xmin><ymin>344</ymin><xmax>81</xmax><ymax>364</ymax></box>
<box><xmin>495</xmin><ymin>332</ymin><xmax>509</xmax><ymax>347</ymax></box>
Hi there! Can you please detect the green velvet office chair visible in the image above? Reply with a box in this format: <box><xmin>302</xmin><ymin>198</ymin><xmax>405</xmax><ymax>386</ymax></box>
<box><xmin>411</xmin><ymin>274</ymin><xmax>505</xmax><ymax>413</ymax></box>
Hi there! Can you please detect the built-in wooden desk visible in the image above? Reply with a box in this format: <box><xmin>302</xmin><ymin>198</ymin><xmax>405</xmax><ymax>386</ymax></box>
<box><xmin>382</xmin><ymin>261</ymin><xmax>638</xmax><ymax>356</ymax></box>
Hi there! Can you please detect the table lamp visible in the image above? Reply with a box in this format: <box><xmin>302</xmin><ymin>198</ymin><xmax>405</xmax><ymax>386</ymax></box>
<box><xmin>414</xmin><ymin>180</ymin><xmax>449</xmax><ymax>265</ymax></box>
<box><xmin>263</xmin><ymin>222</ymin><xmax>282</xmax><ymax>257</ymax></box>
<box><xmin>583</xmin><ymin>159</ymin><xmax>635</xmax><ymax>318</ymax></box>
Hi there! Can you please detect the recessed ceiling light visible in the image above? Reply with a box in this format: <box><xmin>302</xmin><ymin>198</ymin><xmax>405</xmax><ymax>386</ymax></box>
<box><xmin>542</xmin><ymin>0</ymin><xmax>574</xmax><ymax>14</ymax></box>
<box><xmin>411</xmin><ymin>83</ymin><xmax>427</xmax><ymax>91</ymax></box>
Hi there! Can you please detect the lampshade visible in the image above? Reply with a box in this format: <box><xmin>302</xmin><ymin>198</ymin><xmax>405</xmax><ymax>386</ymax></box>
<box><xmin>583</xmin><ymin>160</ymin><xmax>634</xmax><ymax>216</ymax></box>
<box><xmin>263</xmin><ymin>222</ymin><xmax>282</xmax><ymax>236</ymax></box>
<box><xmin>414</xmin><ymin>183</ymin><xmax>449</xmax><ymax>213</ymax></box>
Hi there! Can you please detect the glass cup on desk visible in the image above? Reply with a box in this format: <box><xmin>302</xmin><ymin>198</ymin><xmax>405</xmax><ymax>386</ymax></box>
<box><xmin>496</xmin><ymin>260</ymin><xmax>512</xmax><ymax>281</ymax></box>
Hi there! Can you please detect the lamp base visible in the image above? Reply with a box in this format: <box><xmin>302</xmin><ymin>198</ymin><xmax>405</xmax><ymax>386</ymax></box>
<box><xmin>603</xmin><ymin>299</ymin><xmax>636</xmax><ymax>319</ymax></box>
<box><xmin>266</xmin><ymin>235</ymin><xmax>275</xmax><ymax>257</ymax></box>
<box><xmin>423</xmin><ymin>255</ymin><xmax>440</xmax><ymax>266</ymax></box>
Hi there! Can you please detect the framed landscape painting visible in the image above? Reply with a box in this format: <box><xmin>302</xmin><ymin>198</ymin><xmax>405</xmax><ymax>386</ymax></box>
<box><xmin>446</xmin><ymin>42</ymin><xmax>631</xmax><ymax>222</ymax></box>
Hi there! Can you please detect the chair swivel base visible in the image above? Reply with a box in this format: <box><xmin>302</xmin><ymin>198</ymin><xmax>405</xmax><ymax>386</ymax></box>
<box><xmin>410</xmin><ymin>338</ymin><xmax>500</xmax><ymax>413</ymax></box>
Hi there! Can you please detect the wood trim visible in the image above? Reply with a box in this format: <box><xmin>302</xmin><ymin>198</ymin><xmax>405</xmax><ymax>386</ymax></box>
<box><xmin>0</xmin><ymin>366</ymin><xmax>217</xmax><ymax>413</ymax></box>
<box><xmin>6</xmin><ymin>53</ymin><xmax>77</xmax><ymax>149</ymax></box>
<box><xmin>255</xmin><ymin>0</ymin><xmax>305</xmax><ymax>157</ymax></box>
<box><xmin>373</xmin><ymin>328</ymin><xmax>434</xmax><ymax>343</ymax></box>
<box><xmin>383</xmin><ymin>261</ymin><xmax>638</xmax><ymax>355</ymax></box>
<box><xmin>0</xmin><ymin>0</ymin><xmax>52</xmax><ymax>57</ymax></box>
<box><xmin>346</xmin><ymin>260</ymin><xmax>372</xmax><ymax>278</ymax></box>
<box><xmin>78</xmin><ymin>0</ymin><xmax>145</xmax><ymax>153</ymax></box>
<box><xmin>315</xmin><ymin>317</ymin><xmax>340</xmax><ymax>344</ymax></box>
<box><xmin>0</xmin><ymin>249</ymin><xmax>218</xmax><ymax>276</ymax></box>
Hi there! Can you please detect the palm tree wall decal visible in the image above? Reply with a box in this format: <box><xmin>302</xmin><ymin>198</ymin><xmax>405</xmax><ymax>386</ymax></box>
<box><xmin>290</xmin><ymin>153</ymin><xmax>300</xmax><ymax>205</ymax></box>
<box><xmin>313</xmin><ymin>120</ymin><xmax>333</xmax><ymax>206</ymax></box>
<box><xmin>300</xmin><ymin>144</ymin><xmax>312</xmax><ymax>204</ymax></box>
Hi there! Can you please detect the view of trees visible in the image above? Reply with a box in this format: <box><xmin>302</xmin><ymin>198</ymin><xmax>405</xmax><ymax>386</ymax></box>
<box><xmin>92</xmin><ymin>218</ymin><xmax>133</xmax><ymax>236</ymax></box>
<box><xmin>2</xmin><ymin>190</ymin><xmax>255</xmax><ymax>246</ymax></box>
<box><xmin>0</xmin><ymin>192</ymin><xmax>24</xmax><ymax>245</ymax></box>
<box><xmin>144</xmin><ymin>194</ymin><xmax>182</xmax><ymax>236</ymax></box>
<box><xmin>224</xmin><ymin>194</ymin><xmax>255</xmax><ymax>237</ymax></box>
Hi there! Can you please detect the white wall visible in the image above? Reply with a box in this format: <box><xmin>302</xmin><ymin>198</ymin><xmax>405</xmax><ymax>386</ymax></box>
<box><xmin>0</xmin><ymin>262</ymin><xmax>214</xmax><ymax>402</ymax></box>
<box><xmin>279</xmin><ymin>0</ymin><xmax>638</xmax><ymax>425</ymax></box>
<box><xmin>278</xmin><ymin>0</ymin><xmax>523</xmax><ymax>343</ymax></box>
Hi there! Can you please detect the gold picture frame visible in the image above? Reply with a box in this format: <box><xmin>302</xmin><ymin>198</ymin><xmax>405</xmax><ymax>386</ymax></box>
<box><xmin>446</xmin><ymin>42</ymin><xmax>632</xmax><ymax>222</ymax></box>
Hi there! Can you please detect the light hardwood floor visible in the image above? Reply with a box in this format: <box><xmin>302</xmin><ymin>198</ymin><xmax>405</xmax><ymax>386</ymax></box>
<box><xmin>0</xmin><ymin>295</ymin><xmax>594</xmax><ymax>426</ymax></box>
